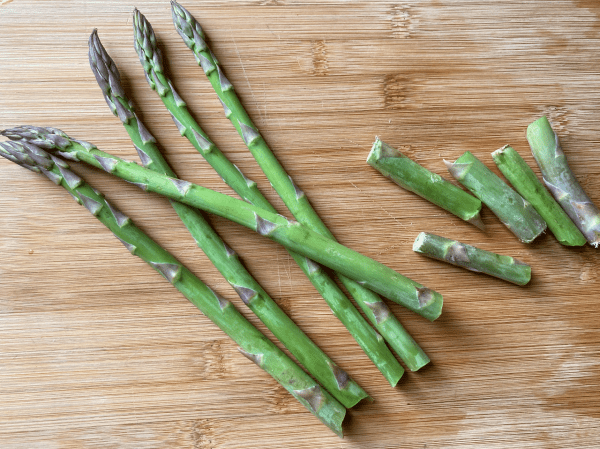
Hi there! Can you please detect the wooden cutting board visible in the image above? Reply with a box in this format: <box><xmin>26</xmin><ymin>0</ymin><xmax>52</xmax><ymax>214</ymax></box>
<box><xmin>2</xmin><ymin>1</ymin><xmax>600</xmax><ymax>447</ymax></box>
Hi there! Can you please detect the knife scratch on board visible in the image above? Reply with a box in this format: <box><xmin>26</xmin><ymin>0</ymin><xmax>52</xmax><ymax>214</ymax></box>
<box><xmin>230</xmin><ymin>30</ymin><xmax>264</xmax><ymax>124</ymax></box>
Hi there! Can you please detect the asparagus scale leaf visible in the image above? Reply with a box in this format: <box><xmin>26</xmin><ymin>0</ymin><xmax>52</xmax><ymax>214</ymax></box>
<box><xmin>368</xmin><ymin>138</ymin><xmax>484</xmax><ymax>229</ymax></box>
<box><xmin>491</xmin><ymin>145</ymin><xmax>586</xmax><ymax>247</ymax></box>
<box><xmin>0</xmin><ymin>140</ymin><xmax>347</xmax><ymax>437</ymax></box>
<box><xmin>88</xmin><ymin>29</ymin><xmax>369</xmax><ymax>407</ymax></box>
<box><xmin>526</xmin><ymin>116</ymin><xmax>600</xmax><ymax>247</ymax></box>
<box><xmin>2</xmin><ymin>125</ymin><xmax>442</xmax><ymax>324</ymax></box>
<box><xmin>413</xmin><ymin>232</ymin><xmax>531</xmax><ymax>286</ymax></box>
<box><xmin>135</xmin><ymin>6</ymin><xmax>421</xmax><ymax>379</ymax></box>
<box><xmin>169</xmin><ymin>1</ymin><xmax>433</xmax><ymax>370</ymax></box>
<box><xmin>446</xmin><ymin>151</ymin><xmax>547</xmax><ymax>243</ymax></box>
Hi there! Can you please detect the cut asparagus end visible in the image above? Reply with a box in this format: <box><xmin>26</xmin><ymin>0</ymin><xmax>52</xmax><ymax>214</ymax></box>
<box><xmin>447</xmin><ymin>151</ymin><xmax>547</xmax><ymax>243</ymax></box>
<box><xmin>367</xmin><ymin>137</ymin><xmax>404</xmax><ymax>165</ymax></box>
<box><xmin>369</xmin><ymin>141</ymin><xmax>484</xmax><ymax>229</ymax></box>
<box><xmin>492</xmin><ymin>143</ymin><xmax>587</xmax><ymax>247</ymax></box>
<box><xmin>412</xmin><ymin>231</ymin><xmax>428</xmax><ymax>252</ymax></box>
<box><xmin>466</xmin><ymin>213</ymin><xmax>485</xmax><ymax>231</ymax></box>
<box><xmin>527</xmin><ymin>116</ymin><xmax>600</xmax><ymax>247</ymax></box>
<box><xmin>490</xmin><ymin>144</ymin><xmax>510</xmax><ymax>159</ymax></box>
<box><xmin>413</xmin><ymin>232</ymin><xmax>532</xmax><ymax>286</ymax></box>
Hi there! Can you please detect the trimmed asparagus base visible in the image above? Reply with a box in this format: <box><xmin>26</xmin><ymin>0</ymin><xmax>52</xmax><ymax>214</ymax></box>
<box><xmin>413</xmin><ymin>232</ymin><xmax>531</xmax><ymax>285</ymax></box>
<box><xmin>526</xmin><ymin>116</ymin><xmax>600</xmax><ymax>247</ymax></box>
<box><xmin>368</xmin><ymin>138</ymin><xmax>483</xmax><ymax>228</ymax></box>
<box><xmin>446</xmin><ymin>151</ymin><xmax>547</xmax><ymax>243</ymax></box>
<box><xmin>491</xmin><ymin>145</ymin><xmax>586</xmax><ymax>247</ymax></box>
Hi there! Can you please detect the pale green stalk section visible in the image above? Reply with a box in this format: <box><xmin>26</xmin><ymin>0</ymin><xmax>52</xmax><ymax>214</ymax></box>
<box><xmin>132</xmin><ymin>7</ymin><xmax>408</xmax><ymax>382</ymax></box>
<box><xmin>526</xmin><ymin>116</ymin><xmax>600</xmax><ymax>247</ymax></box>
<box><xmin>368</xmin><ymin>138</ymin><xmax>483</xmax><ymax>229</ymax></box>
<box><xmin>0</xmin><ymin>140</ymin><xmax>347</xmax><ymax>436</ymax></box>
<box><xmin>491</xmin><ymin>145</ymin><xmax>586</xmax><ymax>247</ymax></box>
<box><xmin>413</xmin><ymin>232</ymin><xmax>531</xmax><ymax>286</ymax></box>
<box><xmin>446</xmin><ymin>151</ymin><xmax>547</xmax><ymax>243</ymax></box>
<box><xmin>88</xmin><ymin>30</ymin><xmax>368</xmax><ymax>407</ymax></box>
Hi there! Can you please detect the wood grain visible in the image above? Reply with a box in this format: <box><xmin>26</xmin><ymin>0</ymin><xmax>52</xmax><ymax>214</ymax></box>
<box><xmin>2</xmin><ymin>0</ymin><xmax>600</xmax><ymax>447</ymax></box>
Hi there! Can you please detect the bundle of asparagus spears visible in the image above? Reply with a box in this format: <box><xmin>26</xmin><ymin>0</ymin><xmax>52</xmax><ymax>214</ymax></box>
<box><xmin>0</xmin><ymin>2</ymin><xmax>447</xmax><ymax>436</ymax></box>
<box><xmin>3</xmin><ymin>1</ymin><xmax>599</xmax><ymax>437</ymax></box>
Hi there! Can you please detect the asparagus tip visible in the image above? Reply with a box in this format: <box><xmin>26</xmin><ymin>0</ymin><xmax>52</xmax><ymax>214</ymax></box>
<box><xmin>170</xmin><ymin>0</ymin><xmax>183</xmax><ymax>11</ymax></box>
<box><xmin>2</xmin><ymin>125</ymin><xmax>71</xmax><ymax>151</ymax></box>
<box><xmin>0</xmin><ymin>139</ymin><xmax>66</xmax><ymax>175</ymax></box>
<box><xmin>88</xmin><ymin>27</ymin><xmax>129</xmax><ymax>118</ymax></box>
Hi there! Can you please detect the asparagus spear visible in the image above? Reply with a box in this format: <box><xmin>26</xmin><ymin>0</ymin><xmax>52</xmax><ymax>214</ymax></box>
<box><xmin>169</xmin><ymin>1</ymin><xmax>435</xmax><ymax>366</ymax></box>
<box><xmin>368</xmin><ymin>138</ymin><xmax>484</xmax><ymax>229</ymax></box>
<box><xmin>88</xmin><ymin>29</ymin><xmax>369</xmax><ymax>407</ymax></box>
<box><xmin>413</xmin><ymin>232</ymin><xmax>531</xmax><ymax>286</ymax></box>
<box><xmin>3</xmin><ymin>127</ymin><xmax>441</xmax><ymax>324</ymax></box>
<box><xmin>0</xmin><ymin>140</ymin><xmax>347</xmax><ymax>436</ymax></box>
<box><xmin>491</xmin><ymin>145</ymin><xmax>586</xmax><ymax>247</ymax></box>
<box><xmin>445</xmin><ymin>151</ymin><xmax>547</xmax><ymax>243</ymax></box>
<box><xmin>133</xmin><ymin>9</ymin><xmax>419</xmax><ymax>379</ymax></box>
<box><xmin>526</xmin><ymin>116</ymin><xmax>600</xmax><ymax>247</ymax></box>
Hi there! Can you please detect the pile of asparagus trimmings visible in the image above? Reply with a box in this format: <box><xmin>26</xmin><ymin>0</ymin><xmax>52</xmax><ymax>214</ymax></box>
<box><xmin>368</xmin><ymin>117</ymin><xmax>600</xmax><ymax>287</ymax></box>
<box><xmin>0</xmin><ymin>3</ymin><xmax>449</xmax><ymax>437</ymax></box>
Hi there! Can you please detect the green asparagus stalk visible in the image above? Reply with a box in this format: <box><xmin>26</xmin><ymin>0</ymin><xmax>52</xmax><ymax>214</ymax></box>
<box><xmin>133</xmin><ymin>8</ymin><xmax>419</xmax><ymax>379</ymax></box>
<box><xmin>0</xmin><ymin>140</ymin><xmax>347</xmax><ymax>436</ymax></box>
<box><xmin>526</xmin><ymin>116</ymin><xmax>600</xmax><ymax>247</ymax></box>
<box><xmin>445</xmin><ymin>151</ymin><xmax>547</xmax><ymax>243</ymax></box>
<box><xmin>368</xmin><ymin>138</ymin><xmax>484</xmax><ymax>229</ymax></box>
<box><xmin>88</xmin><ymin>29</ymin><xmax>369</xmax><ymax>407</ymax></box>
<box><xmin>491</xmin><ymin>145</ymin><xmax>586</xmax><ymax>247</ymax></box>
<box><xmin>413</xmin><ymin>232</ymin><xmax>531</xmax><ymax>285</ymax></box>
<box><xmin>3</xmin><ymin>128</ymin><xmax>440</xmax><ymax>325</ymax></box>
<box><xmin>169</xmin><ymin>2</ymin><xmax>435</xmax><ymax>367</ymax></box>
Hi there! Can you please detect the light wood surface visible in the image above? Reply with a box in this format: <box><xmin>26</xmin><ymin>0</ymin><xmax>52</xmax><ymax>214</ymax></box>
<box><xmin>2</xmin><ymin>1</ymin><xmax>600</xmax><ymax>447</ymax></box>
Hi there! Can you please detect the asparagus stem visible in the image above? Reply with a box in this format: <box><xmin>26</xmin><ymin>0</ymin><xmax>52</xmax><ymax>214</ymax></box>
<box><xmin>445</xmin><ymin>151</ymin><xmax>547</xmax><ymax>243</ymax></box>
<box><xmin>526</xmin><ymin>116</ymin><xmax>600</xmax><ymax>247</ymax></box>
<box><xmin>3</xmin><ymin>127</ymin><xmax>441</xmax><ymax>326</ymax></box>
<box><xmin>368</xmin><ymin>138</ymin><xmax>484</xmax><ymax>229</ymax></box>
<box><xmin>88</xmin><ymin>30</ymin><xmax>369</xmax><ymax>407</ymax></box>
<box><xmin>133</xmin><ymin>8</ymin><xmax>414</xmax><ymax>381</ymax></box>
<box><xmin>491</xmin><ymin>145</ymin><xmax>586</xmax><ymax>247</ymax></box>
<box><xmin>0</xmin><ymin>140</ymin><xmax>347</xmax><ymax>437</ymax></box>
<box><xmin>413</xmin><ymin>232</ymin><xmax>531</xmax><ymax>286</ymax></box>
<box><xmin>169</xmin><ymin>2</ymin><xmax>434</xmax><ymax>368</ymax></box>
